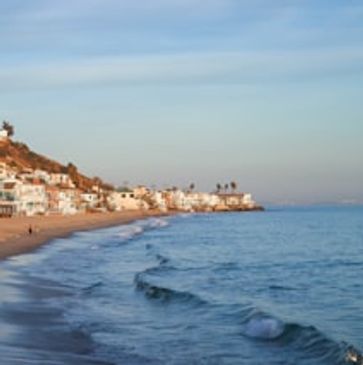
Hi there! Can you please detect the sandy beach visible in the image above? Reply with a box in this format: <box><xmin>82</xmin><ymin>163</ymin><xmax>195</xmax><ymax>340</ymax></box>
<box><xmin>0</xmin><ymin>210</ymin><xmax>165</xmax><ymax>260</ymax></box>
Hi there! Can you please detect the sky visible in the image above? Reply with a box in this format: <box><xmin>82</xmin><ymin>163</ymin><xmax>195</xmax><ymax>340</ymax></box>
<box><xmin>0</xmin><ymin>0</ymin><xmax>362</xmax><ymax>204</ymax></box>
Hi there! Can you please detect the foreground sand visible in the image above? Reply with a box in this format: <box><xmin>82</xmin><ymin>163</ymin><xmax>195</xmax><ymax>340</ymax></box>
<box><xmin>0</xmin><ymin>210</ymin><xmax>165</xmax><ymax>260</ymax></box>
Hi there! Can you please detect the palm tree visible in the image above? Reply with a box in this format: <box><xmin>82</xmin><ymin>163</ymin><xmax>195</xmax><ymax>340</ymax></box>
<box><xmin>230</xmin><ymin>181</ymin><xmax>237</xmax><ymax>194</ymax></box>
<box><xmin>224</xmin><ymin>183</ymin><xmax>229</xmax><ymax>193</ymax></box>
<box><xmin>189</xmin><ymin>183</ymin><xmax>195</xmax><ymax>192</ymax></box>
<box><xmin>216</xmin><ymin>183</ymin><xmax>222</xmax><ymax>193</ymax></box>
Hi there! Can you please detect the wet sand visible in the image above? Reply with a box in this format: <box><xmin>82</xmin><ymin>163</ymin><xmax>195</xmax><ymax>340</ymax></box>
<box><xmin>0</xmin><ymin>209</ymin><xmax>169</xmax><ymax>365</ymax></box>
<box><xmin>0</xmin><ymin>210</ymin><xmax>165</xmax><ymax>260</ymax></box>
<box><xmin>0</xmin><ymin>268</ymin><xmax>115</xmax><ymax>364</ymax></box>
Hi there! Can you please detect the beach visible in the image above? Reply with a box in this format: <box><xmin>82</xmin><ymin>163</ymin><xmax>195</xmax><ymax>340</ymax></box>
<box><xmin>0</xmin><ymin>210</ymin><xmax>164</xmax><ymax>260</ymax></box>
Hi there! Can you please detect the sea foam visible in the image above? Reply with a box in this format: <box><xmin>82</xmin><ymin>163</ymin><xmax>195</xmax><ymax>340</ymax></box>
<box><xmin>242</xmin><ymin>315</ymin><xmax>285</xmax><ymax>340</ymax></box>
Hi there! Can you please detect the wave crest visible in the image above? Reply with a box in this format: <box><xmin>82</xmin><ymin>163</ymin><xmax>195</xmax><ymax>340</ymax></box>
<box><xmin>115</xmin><ymin>218</ymin><xmax>169</xmax><ymax>243</ymax></box>
<box><xmin>239</xmin><ymin>308</ymin><xmax>351</xmax><ymax>363</ymax></box>
<box><xmin>134</xmin><ymin>273</ymin><xmax>204</xmax><ymax>305</ymax></box>
<box><xmin>242</xmin><ymin>314</ymin><xmax>285</xmax><ymax>340</ymax></box>
<box><xmin>117</xmin><ymin>225</ymin><xmax>144</xmax><ymax>241</ymax></box>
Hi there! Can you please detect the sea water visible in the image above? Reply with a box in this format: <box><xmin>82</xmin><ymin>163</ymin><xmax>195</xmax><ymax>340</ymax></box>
<box><xmin>0</xmin><ymin>206</ymin><xmax>362</xmax><ymax>364</ymax></box>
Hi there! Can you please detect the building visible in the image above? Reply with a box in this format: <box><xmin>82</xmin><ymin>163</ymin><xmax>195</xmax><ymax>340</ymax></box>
<box><xmin>0</xmin><ymin>129</ymin><xmax>8</xmax><ymax>140</ymax></box>
<box><xmin>0</xmin><ymin>178</ymin><xmax>48</xmax><ymax>216</ymax></box>
<box><xmin>216</xmin><ymin>193</ymin><xmax>258</xmax><ymax>211</ymax></box>
<box><xmin>49</xmin><ymin>173</ymin><xmax>75</xmax><ymax>188</ymax></box>
<box><xmin>34</xmin><ymin>169</ymin><xmax>51</xmax><ymax>184</ymax></box>
<box><xmin>0</xmin><ymin>178</ymin><xmax>19</xmax><ymax>216</ymax></box>
<box><xmin>163</xmin><ymin>190</ymin><xmax>193</xmax><ymax>211</ymax></box>
<box><xmin>18</xmin><ymin>181</ymin><xmax>48</xmax><ymax>216</ymax></box>
<box><xmin>57</xmin><ymin>188</ymin><xmax>80</xmax><ymax>215</ymax></box>
<box><xmin>46</xmin><ymin>185</ymin><xmax>61</xmax><ymax>214</ymax></box>
<box><xmin>0</xmin><ymin>162</ymin><xmax>8</xmax><ymax>180</ymax></box>
<box><xmin>0</xmin><ymin>202</ymin><xmax>17</xmax><ymax>217</ymax></box>
<box><xmin>107</xmin><ymin>191</ymin><xmax>149</xmax><ymax>211</ymax></box>
<box><xmin>81</xmin><ymin>192</ymin><xmax>99</xmax><ymax>210</ymax></box>
<box><xmin>144</xmin><ymin>191</ymin><xmax>167</xmax><ymax>212</ymax></box>
<box><xmin>133</xmin><ymin>185</ymin><xmax>150</xmax><ymax>198</ymax></box>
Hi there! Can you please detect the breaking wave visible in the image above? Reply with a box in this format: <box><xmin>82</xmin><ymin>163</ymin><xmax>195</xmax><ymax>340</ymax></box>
<box><xmin>239</xmin><ymin>308</ymin><xmax>349</xmax><ymax>363</ymax></box>
<box><xmin>242</xmin><ymin>313</ymin><xmax>285</xmax><ymax>340</ymax></box>
<box><xmin>135</xmin><ymin>273</ymin><xmax>205</xmax><ymax>305</ymax></box>
<box><xmin>146</xmin><ymin>218</ymin><xmax>169</xmax><ymax>228</ymax></box>
<box><xmin>115</xmin><ymin>218</ymin><xmax>169</xmax><ymax>242</ymax></box>
<box><xmin>134</xmin><ymin>258</ymin><xmax>205</xmax><ymax>305</ymax></box>
<box><xmin>117</xmin><ymin>225</ymin><xmax>144</xmax><ymax>241</ymax></box>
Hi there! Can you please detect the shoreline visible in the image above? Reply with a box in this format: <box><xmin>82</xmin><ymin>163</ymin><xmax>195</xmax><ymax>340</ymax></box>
<box><xmin>0</xmin><ymin>210</ymin><xmax>167</xmax><ymax>260</ymax></box>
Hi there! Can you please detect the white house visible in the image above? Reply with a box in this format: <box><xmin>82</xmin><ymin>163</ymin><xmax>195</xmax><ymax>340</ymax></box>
<box><xmin>164</xmin><ymin>190</ymin><xmax>193</xmax><ymax>211</ymax></box>
<box><xmin>182</xmin><ymin>192</ymin><xmax>220</xmax><ymax>211</ymax></box>
<box><xmin>0</xmin><ymin>129</ymin><xmax>8</xmax><ymax>140</ymax></box>
<box><xmin>18</xmin><ymin>182</ymin><xmax>48</xmax><ymax>216</ymax></box>
<box><xmin>49</xmin><ymin>173</ymin><xmax>75</xmax><ymax>188</ymax></box>
<box><xmin>58</xmin><ymin>188</ymin><xmax>79</xmax><ymax>215</ymax></box>
<box><xmin>146</xmin><ymin>191</ymin><xmax>168</xmax><ymax>212</ymax></box>
<box><xmin>107</xmin><ymin>191</ymin><xmax>149</xmax><ymax>211</ymax></box>
<box><xmin>81</xmin><ymin>192</ymin><xmax>99</xmax><ymax>209</ymax></box>
<box><xmin>216</xmin><ymin>193</ymin><xmax>257</xmax><ymax>210</ymax></box>
<box><xmin>0</xmin><ymin>178</ymin><xmax>48</xmax><ymax>216</ymax></box>
<box><xmin>34</xmin><ymin>169</ymin><xmax>51</xmax><ymax>184</ymax></box>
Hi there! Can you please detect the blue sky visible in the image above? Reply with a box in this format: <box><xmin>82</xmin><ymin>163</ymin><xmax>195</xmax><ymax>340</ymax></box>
<box><xmin>1</xmin><ymin>0</ymin><xmax>362</xmax><ymax>204</ymax></box>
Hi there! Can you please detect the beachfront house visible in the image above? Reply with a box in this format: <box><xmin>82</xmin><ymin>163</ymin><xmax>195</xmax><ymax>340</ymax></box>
<box><xmin>133</xmin><ymin>185</ymin><xmax>150</xmax><ymax>199</ymax></box>
<box><xmin>107</xmin><ymin>191</ymin><xmax>149</xmax><ymax>211</ymax></box>
<box><xmin>144</xmin><ymin>191</ymin><xmax>168</xmax><ymax>212</ymax></box>
<box><xmin>45</xmin><ymin>186</ymin><xmax>82</xmax><ymax>215</ymax></box>
<box><xmin>46</xmin><ymin>185</ymin><xmax>61</xmax><ymax>214</ymax></box>
<box><xmin>80</xmin><ymin>192</ymin><xmax>99</xmax><ymax>210</ymax></box>
<box><xmin>18</xmin><ymin>181</ymin><xmax>48</xmax><ymax>216</ymax></box>
<box><xmin>58</xmin><ymin>188</ymin><xmax>80</xmax><ymax>215</ymax></box>
<box><xmin>163</xmin><ymin>190</ymin><xmax>193</xmax><ymax>211</ymax></box>
<box><xmin>182</xmin><ymin>192</ymin><xmax>220</xmax><ymax>212</ymax></box>
<box><xmin>0</xmin><ymin>201</ymin><xmax>17</xmax><ymax>217</ymax></box>
<box><xmin>0</xmin><ymin>178</ymin><xmax>19</xmax><ymax>216</ymax></box>
<box><xmin>0</xmin><ymin>178</ymin><xmax>48</xmax><ymax>216</ymax></box>
<box><xmin>216</xmin><ymin>193</ymin><xmax>257</xmax><ymax>210</ymax></box>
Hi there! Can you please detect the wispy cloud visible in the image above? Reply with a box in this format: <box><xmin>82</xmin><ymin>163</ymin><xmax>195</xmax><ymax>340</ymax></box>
<box><xmin>1</xmin><ymin>48</ymin><xmax>362</xmax><ymax>91</ymax></box>
<box><xmin>2</xmin><ymin>1</ymin><xmax>362</xmax><ymax>62</ymax></box>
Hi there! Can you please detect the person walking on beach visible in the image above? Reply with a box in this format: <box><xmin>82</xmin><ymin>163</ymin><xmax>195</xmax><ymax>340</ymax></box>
<box><xmin>28</xmin><ymin>225</ymin><xmax>33</xmax><ymax>235</ymax></box>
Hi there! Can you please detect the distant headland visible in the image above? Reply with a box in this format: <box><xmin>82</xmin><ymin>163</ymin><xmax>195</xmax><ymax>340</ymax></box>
<box><xmin>0</xmin><ymin>121</ymin><xmax>263</xmax><ymax>218</ymax></box>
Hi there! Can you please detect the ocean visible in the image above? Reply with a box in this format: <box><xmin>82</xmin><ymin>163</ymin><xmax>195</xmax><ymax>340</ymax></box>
<box><xmin>0</xmin><ymin>206</ymin><xmax>362</xmax><ymax>364</ymax></box>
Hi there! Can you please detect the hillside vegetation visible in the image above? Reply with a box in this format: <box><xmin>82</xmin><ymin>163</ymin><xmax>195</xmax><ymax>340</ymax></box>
<box><xmin>0</xmin><ymin>138</ymin><xmax>113</xmax><ymax>191</ymax></box>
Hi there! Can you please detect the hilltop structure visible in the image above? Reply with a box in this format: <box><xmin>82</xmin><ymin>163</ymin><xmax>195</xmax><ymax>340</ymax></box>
<box><xmin>0</xmin><ymin>128</ymin><xmax>8</xmax><ymax>141</ymax></box>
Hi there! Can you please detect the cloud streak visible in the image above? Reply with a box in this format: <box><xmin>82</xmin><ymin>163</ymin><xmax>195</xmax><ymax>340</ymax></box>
<box><xmin>1</xmin><ymin>48</ymin><xmax>363</xmax><ymax>91</ymax></box>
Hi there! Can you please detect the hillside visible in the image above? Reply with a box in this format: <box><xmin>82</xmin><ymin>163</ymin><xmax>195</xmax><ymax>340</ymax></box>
<box><xmin>0</xmin><ymin>138</ymin><xmax>113</xmax><ymax>191</ymax></box>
